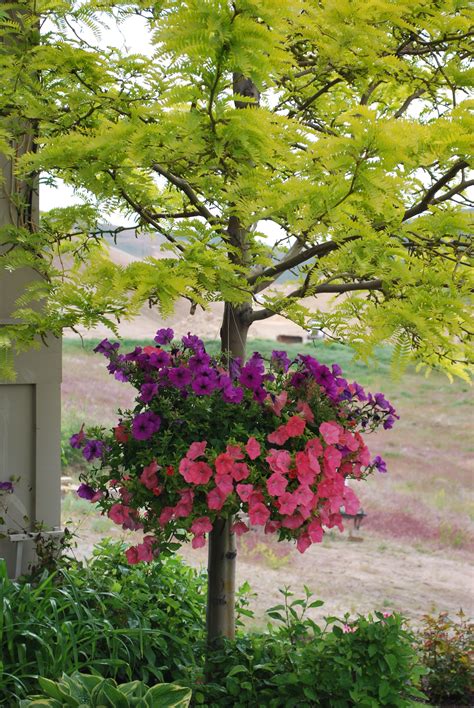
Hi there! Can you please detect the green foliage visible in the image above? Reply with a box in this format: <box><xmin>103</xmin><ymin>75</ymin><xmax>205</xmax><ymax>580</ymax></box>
<box><xmin>416</xmin><ymin>610</ymin><xmax>474</xmax><ymax>705</ymax></box>
<box><xmin>0</xmin><ymin>0</ymin><xmax>472</xmax><ymax>380</ymax></box>
<box><xmin>0</xmin><ymin>541</ymin><xmax>207</xmax><ymax>702</ymax></box>
<box><xmin>201</xmin><ymin>587</ymin><xmax>426</xmax><ymax>707</ymax></box>
<box><xmin>20</xmin><ymin>673</ymin><xmax>192</xmax><ymax>708</ymax></box>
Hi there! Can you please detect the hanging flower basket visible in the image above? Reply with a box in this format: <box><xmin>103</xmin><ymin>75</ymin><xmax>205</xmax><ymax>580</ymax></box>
<box><xmin>72</xmin><ymin>330</ymin><xmax>397</xmax><ymax>562</ymax></box>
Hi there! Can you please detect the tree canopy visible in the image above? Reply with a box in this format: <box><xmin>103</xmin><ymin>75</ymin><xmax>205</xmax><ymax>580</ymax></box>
<box><xmin>1</xmin><ymin>0</ymin><xmax>472</xmax><ymax>376</ymax></box>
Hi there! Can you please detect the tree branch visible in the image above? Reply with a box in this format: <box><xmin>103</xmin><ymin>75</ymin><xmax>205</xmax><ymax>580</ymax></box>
<box><xmin>151</xmin><ymin>163</ymin><xmax>219</xmax><ymax>224</ymax></box>
<box><xmin>403</xmin><ymin>160</ymin><xmax>469</xmax><ymax>221</ymax></box>
<box><xmin>247</xmin><ymin>240</ymin><xmax>341</xmax><ymax>289</ymax></box>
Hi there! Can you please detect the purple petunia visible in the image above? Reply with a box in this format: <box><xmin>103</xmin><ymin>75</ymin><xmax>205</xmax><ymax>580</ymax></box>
<box><xmin>131</xmin><ymin>411</ymin><xmax>161</xmax><ymax>440</ymax></box>
<box><xmin>149</xmin><ymin>350</ymin><xmax>171</xmax><ymax>368</ymax></box>
<box><xmin>182</xmin><ymin>333</ymin><xmax>204</xmax><ymax>352</ymax></box>
<box><xmin>372</xmin><ymin>455</ymin><xmax>387</xmax><ymax>473</ymax></box>
<box><xmin>271</xmin><ymin>350</ymin><xmax>291</xmax><ymax>373</ymax></box>
<box><xmin>83</xmin><ymin>439</ymin><xmax>104</xmax><ymax>462</ymax></box>
<box><xmin>374</xmin><ymin>392</ymin><xmax>390</xmax><ymax>410</ymax></box>
<box><xmin>191</xmin><ymin>376</ymin><xmax>216</xmax><ymax>396</ymax></box>
<box><xmin>222</xmin><ymin>385</ymin><xmax>244</xmax><ymax>404</ymax></box>
<box><xmin>0</xmin><ymin>481</ymin><xmax>14</xmax><ymax>492</ymax></box>
<box><xmin>168</xmin><ymin>366</ymin><xmax>193</xmax><ymax>389</ymax></box>
<box><xmin>77</xmin><ymin>483</ymin><xmax>97</xmax><ymax>500</ymax></box>
<box><xmin>69</xmin><ymin>425</ymin><xmax>85</xmax><ymax>449</ymax></box>
<box><xmin>188</xmin><ymin>351</ymin><xmax>211</xmax><ymax>372</ymax></box>
<box><xmin>140</xmin><ymin>382</ymin><xmax>159</xmax><ymax>403</ymax></box>
<box><xmin>239</xmin><ymin>364</ymin><xmax>264</xmax><ymax>391</ymax></box>
<box><xmin>383</xmin><ymin>415</ymin><xmax>396</xmax><ymax>430</ymax></box>
<box><xmin>154</xmin><ymin>327</ymin><xmax>174</xmax><ymax>345</ymax></box>
<box><xmin>229</xmin><ymin>357</ymin><xmax>242</xmax><ymax>380</ymax></box>
<box><xmin>93</xmin><ymin>339</ymin><xmax>120</xmax><ymax>357</ymax></box>
<box><xmin>253</xmin><ymin>386</ymin><xmax>267</xmax><ymax>403</ymax></box>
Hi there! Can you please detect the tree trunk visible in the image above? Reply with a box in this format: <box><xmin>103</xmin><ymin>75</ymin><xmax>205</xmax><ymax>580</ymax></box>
<box><xmin>206</xmin><ymin>302</ymin><xmax>251</xmax><ymax>644</ymax></box>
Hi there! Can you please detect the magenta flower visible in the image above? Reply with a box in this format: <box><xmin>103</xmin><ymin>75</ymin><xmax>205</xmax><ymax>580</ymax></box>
<box><xmin>239</xmin><ymin>364</ymin><xmax>263</xmax><ymax>391</ymax></box>
<box><xmin>271</xmin><ymin>350</ymin><xmax>291</xmax><ymax>372</ymax></box>
<box><xmin>372</xmin><ymin>455</ymin><xmax>387</xmax><ymax>473</ymax></box>
<box><xmin>83</xmin><ymin>439</ymin><xmax>104</xmax><ymax>461</ymax></box>
<box><xmin>131</xmin><ymin>411</ymin><xmax>161</xmax><ymax>440</ymax></box>
<box><xmin>140</xmin><ymin>382</ymin><xmax>158</xmax><ymax>403</ymax></box>
<box><xmin>77</xmin><ymin>483</ymin><xmax>98</xmax><ymax>500</ymax></box>
<box><xmin>222</xmin><ymin>385</ymin><xmax>243</xmax><ymax>403</ymax></box>
<box><xmin>182</xmin><ymin>333</ymin><xmax>204</xmax><ymax>351</ymax></box>
<box><xmin>93</xmin><ymin>339</ymin><xmax>120</xmax><ymax>357</ymax></box>
<box><xmin>0</xmin><ymin>481</ymin><xmax>14</xmax><ymax>492</ymax></box>
<box><xmin>168</xmin><ymin>366</ymin><xmax>192</xmax><ymax>388</ymax></box>
<box><xmin>154</xmin><ymin>327</ymin><xmax>174</xmax><ymax>345</ymax></box>
<box><xmin>191</xmin><ymin>376</ymin><xmax>216</xmax><ymax>395</ymax></box>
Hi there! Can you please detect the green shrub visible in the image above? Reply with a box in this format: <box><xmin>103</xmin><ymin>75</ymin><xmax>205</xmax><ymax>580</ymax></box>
<box><xmin>0</xmin><ymin>541</ymin><xmax>207</xmax><ymax>703</ymax></box>
<box><xmin>200</xmin><ymin>588</ymin><xmax>425</xmax><ymax>707</ymax></box>
<box><xmin>19</xmin><ymin>672</ymin><xmax>192</xmax><ymax>707</ymax></box>
<box><xmin>416</xmin><ymin>610</ymin><xmax>473</xmax><ymax>705</ymax></box>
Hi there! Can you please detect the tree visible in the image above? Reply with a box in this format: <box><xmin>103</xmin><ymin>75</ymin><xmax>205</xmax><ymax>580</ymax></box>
<box><xmin>1</xmin><ymin>0</ymin><xmax>472</xmax><ymax>639</ymax></box>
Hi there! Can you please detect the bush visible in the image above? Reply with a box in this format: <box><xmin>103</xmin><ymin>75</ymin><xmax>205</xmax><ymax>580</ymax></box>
<box><xmin>416</xmin><ymin>610</ymin><xmax>473</xmax><ymax>705</ymax></box>
<box><xmin>199</xmin><ymin>588</ymin><xmax>425</xmax><ymax>707</ymax></box>
<box><xmin>0</xmin><ymin>540</ymin><xmax>207</xmax><ymax>703</ymax></box>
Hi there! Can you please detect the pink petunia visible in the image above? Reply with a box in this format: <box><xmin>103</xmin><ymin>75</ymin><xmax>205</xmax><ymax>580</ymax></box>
<box><xmin>277</xmin><ymin>492</ymin><xmax>298</xmax><ymax>516</ymax></box>
<box><xmin>245</xmin><ymin>437</ymin><xmax>261</xmax><ymax>460</ymax></box>
<box><xmin>295</xmin><ymin>451</ymin><xmax>316</xmax><ymax>486</ymax></box>
<box><xmin>231</xmin><ymin>462</ymin><xmax>250</xmax><ymax>482</ymax></box>
<box><xmin>323</xmin><ymin>445</ymin><xmax>342</xmax><ymax>474</ymax></box>
<box><xmin>266</xmin><ymin>449</ymin><xmax>291</xmax><ymax>475</ymax></box>
<box><xmin>264</xmin><ymin>519</ymin><xmax>281</xmax><ymax>534</ymax></box>
<box><xmin>215</xmin><ymin>473</ymin><xmax>233</xmax><ymax>495</ymax></box>
<box><xmin>281</xmin><ymin>512</ymin><xmax>304</xmax><ymax>529</ymax></box>
<box><xmin>358</xmin><ymin>445</ymin><xmax>371</xmax><ymax>466</ymax></box>
<box><xmin>186</xmin><ymin>440</ymin><xmax>207</xmax><ymax>460</ymax></box>
<box><xmin>266</xmin><ymin>472</ymin><xmax>288</xmax><ymax>497</ymax></box>
<box><xmin>226</xmin><ymin>444</ymin><xmax>244</xmax><ymax>460</ymax></box>
<box><xmin>306</xmin><ymin>437</ymin><xmax>323</xmax><ymax>458</ymax></box>
<box><xmin>267</xmin><ymin>390</ymin><xmax>288</xmax><ymax>417</ymax></box>
<box><xmin>340</xmin><ymin>430</ymin><xmax>359</xmax><ymax>452</ymax></box>
<box><xmin>140</xmin><ymin>460</ymin><xmax>159</xmax><ymax>490</ymax></box>
<box><xmin>267</xmin><ymin>425</ymin><xmax>290</xmax><ymax>445</ymax></box>
<box><xmin>296</xmin><ymin>400</ymin><xmax>314</xmax><ymax>423</ymax></box>
<box><xmin>343</xmin><ymin>486</ymin><xmax>360</xmax><ymax>515</ymax></box>
<box><xmin>248</xmin><ymin>502</ymin><xmax>270</xmax><ymax>526</ymax></box>
<box><xmin>174</xmin><ymin>488</ymin><xmax>194</xmax><ymax>517</ymax></box>
<box><xmin>232</xmin><ymin>520</ymin><xmax>250</xmax><ymax>536</ymax></box>
<box><xmin>192</xmin><ymin>534</ymin><xmax>206</xmax><ymax>549</ymax></box>
<box><xmin>108</xmin><ymin>503</ymin><xmax>131</xmax><ymax>526</ymax></box>
<box><xmin>285</xmin><ymin>415</ymin><xmax>306</xmax><ymax>438</ymax></box>
<box><xmin>293</xmin><ymin>484</ymin><xmax>315</xmax><ymax>508</ymax></box>
<box><xmin>307</xmin><ymin>518</ymin><xmax>323</xmax><ymax>543</ymax></box>
<box><xmin>207</xmin><ymin>487</ymin><xmax>226</xmax><ymax>510</ymax></box>
<box><xmin>191</xmin><ymin>516</ymin><xmax>213</xmax><ymax>535</ymax></box>
<box><xmin>236</xmin><ymin>483</ymin><xmax>254</xmax><ymax>502</ymax></box>
<box><xmin>181</xmin><ymin>460</ymin><xmax>213</xmax><ymax>485</ymax></box>
<box><xmin>319</xmin><ymin>421</ymin><xmax>342</xmax><ymax>445</ymax></box>
<box><xmin>215</xmin><ymin>453</ymin><xmax>235</xmax><ymax>476</ymax></box>
<box><xmin>159</xmin><ymin>506</ymin><xmax>174</xmax><ymax>526</ymax></box>
<box><xmin>296</xmin><ymin>533</ymin><xmax>312</xmax><ymax>554</ymax></box>
<box><xmin>125</xmin><ymin>546</ymin><xmax>140</xmax><ymax>564</ymax></box>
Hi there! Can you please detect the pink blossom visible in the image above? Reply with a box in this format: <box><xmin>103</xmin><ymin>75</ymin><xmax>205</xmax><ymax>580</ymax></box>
<box><xmin>186</xmin><ymin>440</ymin><xmax>207</xmax><ymax>460</ymax></box>
<box><xmin>231</xmin><ymin>462</ymin><xmax>250</xmax><ymax>482</ymax></box>
<box><xmin>307</xmin><ymin>519</ymin><xmax>323</xmax><ymax>543</ymax></box>
<box><xmin>125</xmin><ymin>546</ymin><xmax>140</xmax><ymax>564</ymax></box>
<box><xmin>159</xmin><ymin>507</ymin><xmax>174</xmax><ymax>526</ymax></box>
<box><xmin>192</xmin><ymin>534</ymin><xmax>206</xmax><ymax>549</ymax></box>
<box><xmin>277</xmin><ymin>492</ymin><xmax>298</xmax><ymax>516</ymax></box>
<box><xmin>248</xmin><ymin>502</ymin><xmax>270</xmax><ymax>526</ymax></box>
<box><xmin>323</xmin><ymin>445</ymin><xmax>342</xmax><ymax>474</ymax></box>
<box><xmin>207</xmin><ymin>487</ymin><xmax>226</xmax><ymax>510</ymax></box>
<box><xmin>232</xmin><ymin>520</ymin><xmax>249</xmax><ymax>536</ymax></box>
<box><xmin>340</xmin><ymin>430</ymin><xmax>359</xmax><ymax>452</ymax></box>
<box><xmin>190</xmin><ymin>516</ymin><xmax>213</xmax><ymax>535</ymax></box>
<box><xmin>215</xmin><ymin>453</ymin><xmax>235</xmax><ymax>476</ymax></box>
<box><xmin>108</xmin><ymin>503</ymin><xmax>131</xmax><ymax>526</ymax></box>
<box><xmin>266</xmin><ymin>449</ymin><xmax>291</xmax><ymax>474</ymax></box>
<box><xmin>295</xmin><ymin>451</ymin><xmax>316</xmax><ymax>486</ymax></box>
<box><xmin>342</xmin><ymin>624</ymin><xmax>357</xmax><ymax>634</ymax></box>
<box><xmin>248</xmin><ymin>489</ymin><xmax>265</xmax><ymax>506</ymax></box>
<box><xmin>266</xmin><ymin>472</ymin><xmax>288</xmax><ymax>497</ymax></box>
<box><xmin>319</xmin><ymin>421</ymin><xmax>342</xmax><ymax>445</ymax></box>
<box><xmin>293</xmin><ymin>484</ymin><xmax>315</xmax><ymax>508</ymax></box>
<box><xmin>382</xmin><ymin>611</ymin><xmax>392</xmax><ymax>618</ymax></box>
<box><xmin>281</xmin><ymin>512</ymin><xmax>304</xmax><ymax>529</ymax></box>
<box><xmin>264</xmin><ymin>519</ymin><xmax>281</xmax><ymax>534</ymax></box>
<box><xmin>305</xmin><ymin>437</ymin><xmax>323</xmax><ymax>458</ymax></box>
<box><xmin>245</xmin><ymin>437</ymin><xmax>261</xmax><ymax>460</ymax></box>
<box><xmin>285</xmin><ymin>415</ymin><xmax>306</xmax><ymax>438</ymax></box>
<box><xmin>181</xmin><ymin>460</ymin><xmax>213</xmax><ymax>485</ymax></box>
<box><xmin>140</xmin><ymin>460</ymin><xmax>159</xmax><ymax>490</ymax></box>
<box><xmin>174</xmin><ymin>488</ymin><xmax>194</xmax><ymax>517</ymax></box>
<box><xmin>91</xmin><ymin>491</ymin><xmax>103</xmax><ymax>503</ymax></box>
<box><xmin>226</xmin><ymin>444</ymin><xmax>244</xmax><ymax>459</ymax></box>
<box><xmin>236</xmin><ymin>483</ymin><xmax>254</xmax><ymax>502</ymax></box>
<box><xmin>358</xmin><ymin>445</ymin><xmax>371</xmax><ymax>466</ymax></box>
<box><xmin>267</xmin><ymin>425</ymin><xmax>289</xmax><ymax>445</ymax></box>
<box><xmin>343</xmin><ymin>486</ymin><xmax>360</xmax><ymax>515</ymax></box>
<box><xmin>267</xmin><ymin>390</ymin><xmax>288</xmax><ymax>416</ymax></box>
<box><xmin>296</xmin><ymin>533</ymin><xmax>312</xmax><ymax>553</ymax></box>
<box><xmin>296</xmin><ymin>400</ymin><xmax>315</xmax><ymax>423</ymax></box>
<box><xmin>216</xmin><ymin>473</ymin><xmax>233</xmax><ymax>495</ymax></box>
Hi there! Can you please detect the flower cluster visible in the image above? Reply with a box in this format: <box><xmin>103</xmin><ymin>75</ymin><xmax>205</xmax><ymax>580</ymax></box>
<box><xmin>73</xmin><ymin>330</ymin><xmax>397</xmax><ymax>563</ymax></box>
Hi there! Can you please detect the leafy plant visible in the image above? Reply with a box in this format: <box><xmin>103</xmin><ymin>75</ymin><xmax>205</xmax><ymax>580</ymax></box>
<box><xmin>19</xmin><ymin>672</ymin><xmax>192</xmax><ymax>708</ymax></box>
<box><xmin>416</xmin><ymin>610</ymin><xmax>473</xmax><ymax>705</ymax></box>
<box><xmin>0</xmin><ymin>543</ymin><xmax>207</xmax><ymax>702</ymax></box>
